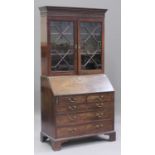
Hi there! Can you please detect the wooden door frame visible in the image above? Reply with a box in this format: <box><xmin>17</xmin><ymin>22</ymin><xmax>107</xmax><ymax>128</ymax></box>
<box><xmin>46</xmin><ymin>16</ymin><xmax>104</xmax><ymax>76</ymax></box>
<box><xmin>77</xmin><ymin>17</ymin><xmax>104</xmax><ymax>75</ymax></box>
<box><xmin>47</xmin><ymin>16</ymin><xmax>78</xmax><ymax>76</ymax></box>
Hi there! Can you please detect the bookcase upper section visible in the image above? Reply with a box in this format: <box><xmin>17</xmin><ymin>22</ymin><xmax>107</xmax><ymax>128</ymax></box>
<box><xmin>39</xmin><ymin>6</ymin><xmax>107</xmax><ymax>76</ymax></box>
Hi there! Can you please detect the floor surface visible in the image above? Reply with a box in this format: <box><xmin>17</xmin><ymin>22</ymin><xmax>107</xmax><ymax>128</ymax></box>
<box><xmin>34</xmin><ymin>112</ymin><xmax>121</xmax><ymax>155</ymax></box>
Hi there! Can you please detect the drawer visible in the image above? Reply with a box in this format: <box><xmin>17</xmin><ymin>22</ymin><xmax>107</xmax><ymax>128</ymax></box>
<box><xmin>56</xmin><ymin>120</ymin><xmax>113</xmax><ymax>138</ymax></box>
<box><xmin>87</xmin><ymin>92</ymin><xmax>114</xmax><ymax>103</ymax></box>
<box><xmin>59</xmin><ymin>96</ymin><xmax>86</xmax><ymax>104</ymax></box>
<box><xmin>56</xmin><ymin>101</ymin><xmax>113</xmax><ymax>114</ymax></box>
<box><xmin>56</xmin><ymin>109</ymin><xmax>113</xmax><ymax>126</ymax></box>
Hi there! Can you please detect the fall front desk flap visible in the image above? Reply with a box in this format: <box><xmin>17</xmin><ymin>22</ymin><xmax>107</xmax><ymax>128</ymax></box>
<box><xmin>45</xmin><ymin>74</ymin><xmax>114</xmax><ymax>96</ymax></box>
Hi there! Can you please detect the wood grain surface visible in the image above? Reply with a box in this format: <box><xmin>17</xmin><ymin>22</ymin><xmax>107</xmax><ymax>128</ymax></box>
<box><xmin>48</xmin><ymin>74</ymin><xmax>114</xmax><ymax>96</ymax></box>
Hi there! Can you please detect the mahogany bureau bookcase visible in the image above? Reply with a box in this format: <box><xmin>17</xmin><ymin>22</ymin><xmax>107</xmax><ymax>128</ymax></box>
<box><xmin>39</xmin><ymin>6</ymin><xmax>116</xmax><ymax>151</ymax></box>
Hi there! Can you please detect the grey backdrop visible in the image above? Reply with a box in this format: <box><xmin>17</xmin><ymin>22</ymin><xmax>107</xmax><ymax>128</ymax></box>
<box><xmin>34</xmin><ymin>0</ymin><xmax>121</xmax><ymax>115</ymax></box>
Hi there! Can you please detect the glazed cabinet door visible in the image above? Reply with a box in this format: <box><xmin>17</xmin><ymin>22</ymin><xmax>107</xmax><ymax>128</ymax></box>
<box><xmin>48</xmin><ymin>19</ymin><xmax>77</xmax><ymax>75</ymax></box>
<box><xmin>47</xmin><ymin>18</ymin><xmax>104</xmax><ymax>75</ymax></box>
<box><xmin>78</xmin><ymin>19</ymin><xmax>104</xmax><ymax>74</ymax></box>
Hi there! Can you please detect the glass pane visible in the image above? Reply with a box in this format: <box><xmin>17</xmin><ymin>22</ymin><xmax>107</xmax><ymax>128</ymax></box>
<box><xmin>50</xmin><ymin>21</ymin><xmax>74</xmax><ymax>71</ymax></box>
<box><xmin>80</xmin><ymin>22</ymin><xmax>102</xmax><ymax>70</ymax></box>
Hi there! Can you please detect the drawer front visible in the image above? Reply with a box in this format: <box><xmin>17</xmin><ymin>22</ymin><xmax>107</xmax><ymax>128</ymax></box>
<box><xmin>59</xmin><ymin>96</ymin><xmax>86</xmax><ymax>104</ymax></box>
<box><xmin>56</xmin><ymin>109</ymin><xmax>113</xmax><ymax>126</ymax></box>
<box><xmin>56</xmin><ymin>101</ymin><xmax>113</xmax><ymax>114</ymax></box>
<box><xmin>87</xmin><ymin>92</ymin><xmax>114</xmax><ymax>103</ymax></box>
<box><xmin>57</xmin><ymin>120</ymin><xmax>113</xmax><ymax>138</ymax></box>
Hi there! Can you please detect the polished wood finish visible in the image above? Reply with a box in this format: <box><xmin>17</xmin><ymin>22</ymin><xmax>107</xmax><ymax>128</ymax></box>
<box><xmin>57</xmin><ymin>120</ymin><xmax>113</xmax><ymax>138</ymax></box>
<box><xmin>50</xmin><ymin>141</ymin><xmax>63</xmax><ymax>151</ymax></box>
<box><xmin>41</xmin><ymin>76</ymin><xmax>56</xmax><ymax>138</ymax></box>
<box><xmin>48</xmin><ymin>74</ymin><xmax>114</xmax><ymax>96</ymax></box>
<box><xmin>40</xmin><ymin>6</ymin><xmax>115</xmax><ymax>151</ymax></box>
<box><xmin>59</xmin><ymin>95</ymin><xmax>86</xmax><ymax>104</ymax></box>
<box><xmin>56</xmin><ymin>101</ymin><xmax>113</xmax><ymax>114</ymax></box>
<box><xmin>40</xmin><ymin>6</ymin><xmax>107</xmax><ymax>18</ymax></box>
<box><xmin>41</xmin><ymin>45</ymin><xmax>49</xmax><ymax>75</ymax></box>
<box><xmin>41</xmin><ymin>74</ymin><xmax>115</xmax><ymax>151</ymax></box>
<box><xmin>56</xmin><ymin>108</ymin><xmax>113</xmax><ymax>126</ymax></box>
<box><xmin>105</xmin><ymin>131</ymin><xmax>116</xmax><ymax>141</ymax></box>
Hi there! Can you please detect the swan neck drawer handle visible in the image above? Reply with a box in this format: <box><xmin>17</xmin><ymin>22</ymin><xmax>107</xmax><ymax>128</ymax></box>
<box><xmin>68</xmin><ymin>105</ymin><xmax>77</xmax><ymax>111</ymax></box>
<box><xmin>68</xmin><ymin>114</ymin><xmax>77</xmax><ymax>121</ymax></box>
<box><xmin>96</xmin><ymin>102</ymin><xmax>104</xmax><ymax>108</ymax></box>
<box><xmin>68</xmin><ymin>128</ymin><xmax>77</xmax><ymax>133</ymax></box>
<box><xmin>96</xmin><ymin>112</ymin><xmax>104</xmax><ymax>118</ymax></box>
<box><xmin>68</xmin><ymin>97</ymin><xmax>77</xmax><ymax>103</ymax></box>
<box><xmin>96</xmin><ymin>124</ymin><xmax>104</xmax><ymax>129</ymax></box>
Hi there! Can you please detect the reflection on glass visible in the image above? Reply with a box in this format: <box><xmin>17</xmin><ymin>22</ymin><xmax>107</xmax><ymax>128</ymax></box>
<box><xmin>80</xmin><ymin>22</ymin><xmax>102</xmax><ymax>70</ymax></box>
<box><xmin>50</xmin><ymin>21</ymin><xmax>74</xmax><ymax>71</ymax></box>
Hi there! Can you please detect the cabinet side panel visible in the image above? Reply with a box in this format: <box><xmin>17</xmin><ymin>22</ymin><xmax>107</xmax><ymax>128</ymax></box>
<box><xmin>109</xmin><ymin>91</ymin><xmax>115</xmax><ymax>130</ymax></box>
<box><xmin>41</xmin><ymin>76</ymin><xmax>55</xmax><ymax>138</ymax></box>
<box><xmin>113</xmin><ymin>91</ymin><xmax>115</xmax><ymax>130</ymax></box>
<box><xmin>41</xmin><ymin>14</ymin><xmax>49</xmax><ymax>75</ymax></box>
<box><xmin>41</xmin><ymin>45</ymin><xmax>49</xmax><ymax>75</ymax></box>
<box><xmin>49</xmin><ymin>95</ymin><xmax>56</xmax><ymax>138</ymax></box>
<box><xmin>41</xmin><ymin>15</ymin><xmax>47</xmax><ymax>44</ymax></box>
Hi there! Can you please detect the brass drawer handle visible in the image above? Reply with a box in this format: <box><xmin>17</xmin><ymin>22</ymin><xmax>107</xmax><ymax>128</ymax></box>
<box><xmin>96</xmin><ymin>112</ymin><xmax>104</xmax><ymax>118</ymax></box>
<box><xmin>96</xmin><ymin>95</ymin><xmax>105</xmax><ymax>102</ymax></box>
<box><xmin>96</xmin><ymin>124</ymin><xmax>104</xmax><ymax>129</ymax></box>
<box><xmin>96</xmin><ymin>102</ymin><xmax>104</xmax><ymax>108</ymax></box>
<box><xmin>68</xmin><ymin>128</ymin><xmax>77</xmax><ymax>133</ymax></box>
<box><xmin>100</xmin><ymin>95</ymin><xmax>105</xmax><ymax>98</ymax></box>
<box><xmin>68</xmin><ymin>105</ymin><xmax>77</xmax><ymax>111</ymax></box>
<box><xmin>67</xmin><ymin>97</ymin><xmax>77</xmax><ymax>103</ymax></box>
<box><xmin>68</xmin><ymin>114</ymin><xmax>77</xmax><ymax>121</ymax></box>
